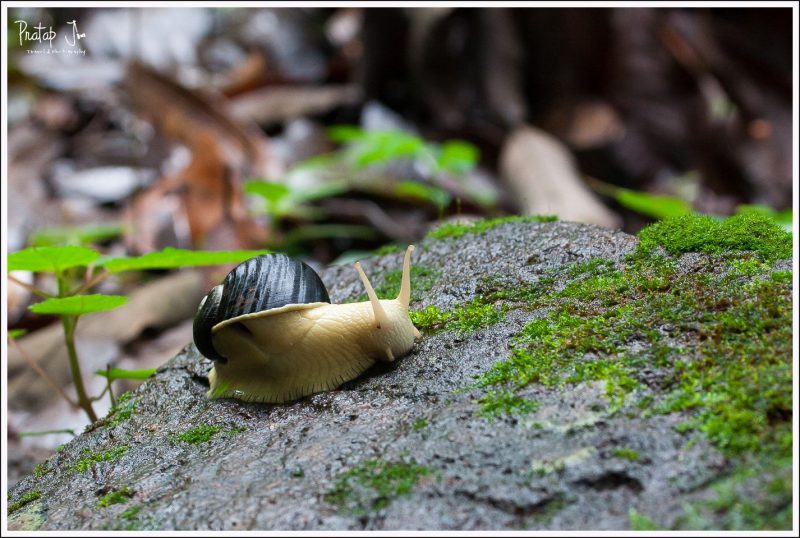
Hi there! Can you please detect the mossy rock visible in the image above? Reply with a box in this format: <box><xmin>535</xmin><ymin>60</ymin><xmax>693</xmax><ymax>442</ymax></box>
<box><xmin>9</xmin><ymin>215</ymin><xmax>791</xmax><ymax>530</ymax></box>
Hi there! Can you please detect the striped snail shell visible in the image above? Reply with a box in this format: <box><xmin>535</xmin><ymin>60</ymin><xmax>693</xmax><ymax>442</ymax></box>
<box><xmin>193</xmin><ymin>254</ymin><xmax>330</xmax><ymax>363</ymax></box>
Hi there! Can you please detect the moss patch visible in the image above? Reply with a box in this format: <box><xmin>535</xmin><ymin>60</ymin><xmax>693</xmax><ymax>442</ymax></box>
<box><xmin>476</xmin><ymin>389</ymin><xmax>540</xmax><ymax>420</ymax></box>
<box><xmin>612</xmin><ymin>448</ymin><xmax>640</xmax><ymax>462</ymax></box>
<box><xmin>120</xmin><ymin>505</ymin><xmax>141</xmax><ymax>520</ymax></box>
<box><xmin>463</xmin><ymin>212</ymin><xmax>791</xmax><ymax>529</ymax></box>
<box><xmin>324</xmin><ymin>459</ymin><xmax>432</xmax><ymax>515</ymax></box>
<box><xmin>105</xmin><ymin>392</ymin><xmax>139</xmax><ymax>427</ymax></box>
<box><xmin>411</xmin><ymin>298</ymin><xmax>506</xmax><ymax>334</ymax></box>
<box><xmin>629</xmin><ymin>509</ymin><xmax>659</xmax><ymax>530</ymax></box>
<box><xmin>426</xmin><ymin>215</ymin><xmax>558</xmax><ymax>241</ymax></box>
<box><xmin>677</xmin><ymin>461</ymin><xmax>793</xmax><ymax>530</ymax></box>
<box><xmin>373</xmin><ymin>243</ymin><xmax>402</xmax><ymax>256</ymax></box>
<box><xmin>637</xmin><ymin>212</ymin><xmax>791</xmax><ymax>261</ymax></box>
<box><xmin>474</xmin><ymin>212</ymin><xmax>792</xmax><ymax>460</ymax></box>
<box><xmin>8</xmin><ymin>490</ymin><xmax>41</xmax><ymax>514</ymax></box>
<box><xmin>98</xmin><ymin>486</ymin><xmax>133</xmax><ymax>508</ymax></box>
<box><xmin>32</xmin><ymin>462</ymin><xmax>49</xmax><ymax>478</ymax></box>
<box><xmin>174</xmin><ymin>424</ymin><xmax>246</xmax><ymax>444</ymax></box>
<box><xmin>70</xmin><ymin>445</ymin><xmax>129</xmax><ymax>474</ymax></box>
<box><xmin>175</xmin><ymin>424</ymin><xmax>222</xmax><ymax>444</ymax></box>
<box><xmin>412</xmin><ymin>418</ymin><xmax>428</xmax><ymax>430</ymax></box>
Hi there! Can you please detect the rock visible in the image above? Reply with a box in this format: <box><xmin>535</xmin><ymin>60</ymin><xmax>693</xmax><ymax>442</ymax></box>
<box><xmin>8</xmin><ymin>219</ymin><xmax>791</xmax><ymax>531</ymax></box>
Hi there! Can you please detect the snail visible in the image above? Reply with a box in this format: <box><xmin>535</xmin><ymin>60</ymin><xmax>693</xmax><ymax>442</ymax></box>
<box><xmin>193</xmin><ymin>245</ymin><xmax>421</xmax><ymax>403</ymax></box>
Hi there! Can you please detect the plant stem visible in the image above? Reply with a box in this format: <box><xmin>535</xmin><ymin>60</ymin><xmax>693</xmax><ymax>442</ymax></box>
<box><xmin>19</xmin><ymin>429</ymin><xmax>76</xmax><ymax>437</ymax></box>
<box><xmin>56</xmin><ymin>271</ymin><xmax>97</xmax><ymax>423</ymax></box>
<box><xmin>7</xmin><ymin>274</ymin><xmax>54</xmax><ymax>299</ymax></box>
<box><xmin>62</xmin><ymin>315</ymin><xmax>98</xmax><ymax>423</ymax></box>
<box><xmin>72</xmin><ymin>268</ymin><xmax>109</xmax><ymax>295</ymax></box>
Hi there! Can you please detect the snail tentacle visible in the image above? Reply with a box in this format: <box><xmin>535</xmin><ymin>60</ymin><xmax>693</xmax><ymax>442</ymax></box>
<box><xmin>355</xmin><ymin>261</ymin><xmax>389</xmax><ymax>329</ymax></box>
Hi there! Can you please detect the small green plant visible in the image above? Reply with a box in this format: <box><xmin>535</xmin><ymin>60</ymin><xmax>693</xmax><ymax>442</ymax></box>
<box><xmin>8</xmin><ymin>246</ymin><xmax>267</xmax><ymax>422</ymax></box>
<box><xmin>244</xmin><ymin>126</ymin><xmax>487</xmax><ymax>248</ymax></box>
<box><xmin>30</xmin><ymin>222</ymin><xmax>125</xmax><ymax>247</ymax></box>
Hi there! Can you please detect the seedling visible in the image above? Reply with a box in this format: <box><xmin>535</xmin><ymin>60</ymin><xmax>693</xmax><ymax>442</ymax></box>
<box><xmin>8</xmin><ymin>245</ymin><xmax>267</xmax><ymax>422</ymax></box>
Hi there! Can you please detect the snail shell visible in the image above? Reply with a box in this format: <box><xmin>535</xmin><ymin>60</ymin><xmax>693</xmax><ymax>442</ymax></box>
<box><xmin>193</xmin><ymin>254</ymin><xmax>330</xmax><ymax>363</ymax></box>
<box><xmin>193</xmin><ymin>246</ymin><xmax>421</xmax><ymax>403</ymax></box>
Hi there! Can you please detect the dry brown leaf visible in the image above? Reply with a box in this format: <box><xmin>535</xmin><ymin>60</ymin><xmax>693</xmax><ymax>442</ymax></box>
<box><xmin>122</xmin><ymin>61</ymin><xmax>275</xmax><ymax>250</ymax></box>
<box><xmin>500</xmin><ymin>125</ymin><xmax>621</xmax><ymax>228</ymax></box>
<box><xmin>219</xmin><ymin>50</ymin><xmax>273</xmax><ymax>98</ymax></box>
<box><xmin>229</xmin><ymin>84</ymin><xmax>362</xmax><ymax>126</ymax></box>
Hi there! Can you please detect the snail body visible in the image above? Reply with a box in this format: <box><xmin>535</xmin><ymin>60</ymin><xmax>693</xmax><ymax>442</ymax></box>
<box><xmin>193</xmin><ymin>245</ymin><xmax>420</xmax><ymax>403</ymax></box>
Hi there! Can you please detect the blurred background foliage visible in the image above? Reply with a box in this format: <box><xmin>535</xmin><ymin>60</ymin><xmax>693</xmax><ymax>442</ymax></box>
<box><xmin>4</xmin><ymin>6</ymin><xmax>794</xmax><ymax>476</ymax></box>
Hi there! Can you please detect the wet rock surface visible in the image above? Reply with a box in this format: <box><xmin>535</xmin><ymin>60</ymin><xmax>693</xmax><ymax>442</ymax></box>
<box><xmin>6</xmin><ymin>221</ymin><xmax>788</xmax><ymax>530</ymax></box>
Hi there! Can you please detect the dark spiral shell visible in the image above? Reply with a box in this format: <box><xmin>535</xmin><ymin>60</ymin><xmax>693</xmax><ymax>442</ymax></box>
<box><xmin>193</xmin><ymin>254</ymin><xmax>331</xmax><ymax>362</ymax></box>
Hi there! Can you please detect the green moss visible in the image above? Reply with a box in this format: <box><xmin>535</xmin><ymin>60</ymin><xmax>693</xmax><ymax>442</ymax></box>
<box><xmin>472</xmin><ymin>231</ymin><xmax>792</xmax><ymax>464</ymax></box>
<box><xmin>373</xmin><ymin>243</ymin><xmax>402</xmax><ymax>256</ymax></box>
<box><xmin>426</xmin><ymin>215</ymin><xmax>558</xmax><ymax>241</ymax></box>
<box><xmin>8</xmin><ymin>490</ymin><xmax>41</xmax><ymax>514</ymax></box>
<box><xmin>120</xmin><ymin>506</ymin><xmax>141</xmax><ymax>520</ymax></box>
<box><xmin>70</xmin><ymin>445</ymin><xmax>129</xmax><ymax>474</ymax></box>
<box><xmin>412</xmin><ymin>418</ymin><xmax>428</xmax><ymax>430</ymax></box>
<box><xmin>175</xmin><ymin>424</ymin><xmax>223</xmax><ymax>444</ymax></box>
<box><xmin>476</xmin><ymin>389</ymin><xmax>540</xmax><ymax>419</ymax></box>
<box><xmin>172</xmin><ymin>424</ymin><xmax>246</xmax><ymax>444</ymax></box>
<box><xmin>324</xmin><ymin>459</ymin><xmax>431</xmax><ymax>515</ymax></box>
<box><xmin>629</xmin><ymin>509</ymin><xmax>659</xmax><ymax>530</ymax></box>
<box><xmin>636</xmin><ymin>213</ymin><xmax>791</xmax><ymax>262</ymax></box>
<box><xmin>98</xmin><ymin>486</ymin><xmax>133</xmax><ymax>508</ymax></box>
<box><xmin>611</xmin><ymin>448</ymin><xmax>640</xmax><ymax>462</ymax></box>
<box><xmin>410</xmin><ymin>298</ymin><xmax>506</xmax><ymax>335</ymax></box>
<box><xmin>32</xmin><ymin>462</ymin><xmax>49</xmax><ymax>477</ymax></box>
<box><xmin>105</xmin><ymin>392</ymin><xmax>138</xmax><ymax>428</ymax></box>
<box><xmin>677</xmin><ymin>461</ymin><xmax>792</xmax><ymax>530</ymax></box>
<box><xmin>527</xmin><ymin>498</ymin><xmax>567</xmax><ymax>525</ymax></box>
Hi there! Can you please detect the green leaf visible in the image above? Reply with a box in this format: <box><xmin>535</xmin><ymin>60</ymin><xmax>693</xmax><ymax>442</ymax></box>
<box><xmin>290</xmin><ymin>180</ymin><xmax>349</xmax><ymax>203</ymax></box>
<box><xmin>29</xmin><ymin>294</ymin><xmax>128</xmax><ymax>316</ymax></box>
<box><xmin>8</xmin><ymin>246</ymin><xmax>100</xmax><ymax>273</ymax></box>
<box><xmin>243</xmin><ymin>181</ymin><xmax>291</xmax><ymax>204</ymax></box>
<box><xmin>30</xmin><ymin>223</ymin><xmax>124</xmax><ymax>247</ymax></box>
<box><xmin>436</xmin><ymin>140</ymin><xmax>479</xmax><ymax>173</ymax></box>
<box><xmin>589</xmin><ymin>178</ymin><xmax>692</xmax><ymax>220</ymax></box>
<box><xmin>8</xmin><ymin>329</ymin><xmax>27</xmax><ymax>339</ymax></box>
<box><xmin>100</xmin><ymin>247</ymin><xmax>267</xmax><ymax>273</ymax></box>
<box><xmin>94</xmin><ymin>367</ymin><xmax>157</xmax><ymax>381</ymax></box>
<box><xmin>351</xmin><ymin>131</ymin><xmax>424</xmax><ymax>167</ymax></box>
<box><xmin>615</xmin><ymin>189</ymin><xmax>693</xmax><ymax>219</ymax></box>
<box><xmin>394</xmin><ymin>181</ymin><xmax>451</xmax><ymax>208</ymax></box>
<box><xmin>327</xmin><ymin>125</ymin><xmax>366</xmax><ymax>143</ymax></box>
